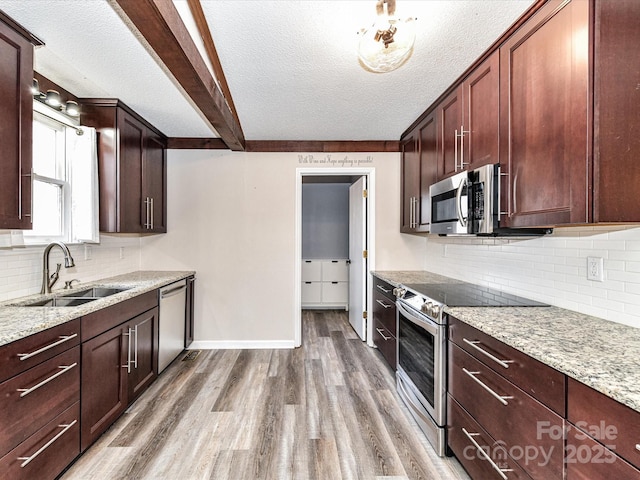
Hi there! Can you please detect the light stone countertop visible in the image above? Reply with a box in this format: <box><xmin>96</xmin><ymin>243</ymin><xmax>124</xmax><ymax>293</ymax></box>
<box><xmin>0</xmin><ymin>270</ymin><xmax>195</xmax><ymax>348</ymax></box>
<box><xmin>373</xmin><ymin>270</ymin><xmax>640</xmax><ymax>414</ymax></box>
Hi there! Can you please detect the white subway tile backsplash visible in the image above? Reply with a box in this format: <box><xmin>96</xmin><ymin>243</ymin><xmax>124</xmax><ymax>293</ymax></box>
<box><xmin>424</xmin><ymin>226</ymin><xmax>640</xmax><ymax>328</ymax></box>
<box><xmin>0</xmin><ymin>236</ymin><xmax>141</xmax><ymax>302</ymax></box>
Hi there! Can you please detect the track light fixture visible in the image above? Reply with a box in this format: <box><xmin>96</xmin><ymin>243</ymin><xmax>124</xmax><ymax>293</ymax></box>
<box><xmin>31</xmin><ymin>79</ymin><xmax>81</xmax><ymax>117</ymax></box>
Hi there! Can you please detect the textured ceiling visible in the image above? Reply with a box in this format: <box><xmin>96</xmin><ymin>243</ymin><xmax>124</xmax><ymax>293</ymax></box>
<box><xmin>0</xmin><ymin>0</ymin><xmax>535</xmax><ymax>142</ymax></box>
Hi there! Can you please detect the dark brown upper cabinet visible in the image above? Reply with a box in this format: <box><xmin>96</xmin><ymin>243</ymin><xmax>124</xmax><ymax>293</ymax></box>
<box><xmin>82</xmin><ymin>99</ymin><xmax>167</xmax><ymax>234</ymax></box>
<box><xmin>0</xmin><ymin>14</ymin><xmax>40</xmax><ymax>230</ymax></box>
<box><xmin>438</xmin><ymin>52</ymin><xmax>500</xmax><ymax>179</ymax></box>
<box><xmin>400</xmin><ymin>110</ymin><xmax>437</xmax><ymax>233</ymax></box>
<box><xmin>499</xmin><ymin>0</ymin><xmax>590</xmax><ymax>228</ymax></box>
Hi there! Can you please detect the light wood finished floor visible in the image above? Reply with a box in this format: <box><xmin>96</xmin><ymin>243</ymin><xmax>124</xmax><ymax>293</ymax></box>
<box><xmin>62</xmin><ymin>310</ymin><xmax>470</xmax><ymax>480</ymax></box>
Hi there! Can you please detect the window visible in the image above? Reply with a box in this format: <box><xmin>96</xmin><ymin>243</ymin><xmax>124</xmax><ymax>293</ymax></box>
<box><xmin>24</xmin><ymin>101</ymin><xmax>99</xmax><ymax>245</ymax></box>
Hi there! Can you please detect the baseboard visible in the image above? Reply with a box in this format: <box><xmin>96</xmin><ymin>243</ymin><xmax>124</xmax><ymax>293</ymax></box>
<box><xmin>188</xmin><ymin>340</ymin><xmax>296</xmax><ymax>350</ymax></box>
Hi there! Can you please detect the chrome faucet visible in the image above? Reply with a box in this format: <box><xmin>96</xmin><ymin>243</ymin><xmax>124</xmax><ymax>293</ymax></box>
<box><xmin>41</xmin><ymin>242</ymin><xmax>76</xmax><ymax>294</ymax></box>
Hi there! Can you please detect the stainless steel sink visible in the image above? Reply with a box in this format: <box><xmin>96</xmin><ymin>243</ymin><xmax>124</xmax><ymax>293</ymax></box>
<box><xmin>18</xmin><ymin>286</ymin><xmax>129</xmax><ymax>307</ymax></box>
<box><xmin>23</xmin><ymin>297</ymin><xmax>97</xmax><ymax>307</ymax></box>
<box><xmin>61</xmin><ymin>287</ymin><xmax>128</xmax><ymax>298</ymax></box>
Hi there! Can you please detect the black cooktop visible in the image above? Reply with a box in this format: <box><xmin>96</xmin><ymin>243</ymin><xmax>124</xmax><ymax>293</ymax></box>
<box><xmin>403</xmin><ymin>283</ymin><xmax>549</xmax><ymax>307</ymax></box>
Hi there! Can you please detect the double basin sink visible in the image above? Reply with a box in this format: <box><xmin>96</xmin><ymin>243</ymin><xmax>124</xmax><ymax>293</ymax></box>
<box><xmin>21</xmin><ymin>287</ymin><xmax>129</xmax><ymax>307</ymax></box>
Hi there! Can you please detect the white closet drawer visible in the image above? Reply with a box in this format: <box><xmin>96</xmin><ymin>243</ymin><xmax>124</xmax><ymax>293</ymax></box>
<box><xmin>322</xmin><ymin>260</ymin><xmax>349</xmax><ymax>282</ymax></box>
<box><xmin>301</xmin><ymin>260</ymin><xmax>322</xmax><ymax>281</ymax></box>
<box><xmin>301</xmin><ymin>282</ymin><xmax>322</xmax><ymax>304</ymax></box>
<box><xmin>322</xmin><ymin>282</ymin><xmax>348</xmax><ymax>304</ymax></box>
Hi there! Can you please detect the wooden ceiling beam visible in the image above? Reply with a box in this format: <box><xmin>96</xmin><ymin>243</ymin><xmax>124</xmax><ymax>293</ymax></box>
<box><xmin>112</xmin><ymin>0</ymin><xmax>245</xmax><ymax>151</ymax></box>
<box><xmin>245</xmin><ymin>140</ymin><xmax>400</xmax><ymax>153</ymax></box>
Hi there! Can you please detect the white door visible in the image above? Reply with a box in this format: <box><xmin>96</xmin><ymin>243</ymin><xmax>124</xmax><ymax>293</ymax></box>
<box><xmin>349</xmin><ymin>176</ymin><xmax>367</xmax><ymax>340</ymax></box>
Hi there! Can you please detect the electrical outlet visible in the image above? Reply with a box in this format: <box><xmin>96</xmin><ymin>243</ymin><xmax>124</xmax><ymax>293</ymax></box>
<box><xmin>119</xmin><ymin>247</ymin><xmax>125</xmax><ymax>260</ymax></box>
<box><xmin>84</xmin><ymin>244</ymin><xmax>92</xmax><ymax>261</ymax></box>
<box><xmin>587</xmin><ymin>257</ymin><xmax>604</xmax><ymax>282</ymax></box>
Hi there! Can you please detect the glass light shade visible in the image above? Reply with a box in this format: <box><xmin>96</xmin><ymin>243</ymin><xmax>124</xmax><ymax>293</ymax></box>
<box><xmin>358</xmin><ymin>16</ymin><xmax>415</xmax><ymax>73</ymax></box>
<box><xmin>45</xmin><ymin>90</ymin><xmax>62</xmax><ymax>107</ymax></box>
<box><xmin>65</xmin><ymin>101</ymin><xmax>80</xmax><ymax>117</ymax></box>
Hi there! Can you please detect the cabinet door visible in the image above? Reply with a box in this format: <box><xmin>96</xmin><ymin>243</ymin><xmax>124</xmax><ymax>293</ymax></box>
<box><xmin>81</xmin><ymin>324</ymin><xmax>128</xmax><ymax>451</ymax></box>
<box><xmin>499</xmin><ymin>0</ymin><xmax>589</xmax><ymax>227</ymax></box>
<box><xmin>128</xmin><ymin>307</ymin><xmax>158</xmax><ymax>403</ymax></box>
<box><xmin>463</xmin><ymin>51</ymin><xmax>499</xmax><ymax>170</ymax></box>
<box><xmin>0</xmin><ymin>19</ymin><xmax>33</xmax><ymax>229</ymax></box>
<box><xmin>418</xmin><ymin>111</ymin><xmax>438</xmax><ymax>227</ymax></box>
<box><xmin>144</xmin><ymin>129</ymin><xmax>167</xmax><ymax>233</ymax></box>
<box><xmin>400</xmin><ymin>133</ymin><xmax>420</xmax><ymax>232</ymax></box>
<box><xmin>117</xmin><ymin>111</ymin><xmax>145</xmax><ymax>233</ymax></box>
<box><xmin>438</xmin><ymin>87</ymin><xmax>463</xmax><ymax>178</ymax></box>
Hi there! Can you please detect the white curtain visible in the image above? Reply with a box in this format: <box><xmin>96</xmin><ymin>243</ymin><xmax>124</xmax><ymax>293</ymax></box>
<box><xmin>66</xmin><ymin>126</ymin><xmax>99</xmax><ymax>243</ymax></box>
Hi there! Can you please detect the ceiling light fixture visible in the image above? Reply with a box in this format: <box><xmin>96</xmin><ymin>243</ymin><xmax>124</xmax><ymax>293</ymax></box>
<box><xmin>358</xmin><ymin>0</ymin><xmax>416</xmax><ymax>73</ymax></box>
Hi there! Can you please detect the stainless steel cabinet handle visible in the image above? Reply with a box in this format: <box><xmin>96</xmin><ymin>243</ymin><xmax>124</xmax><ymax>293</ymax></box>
<box><xmin>17</xmin><ymin>363</ymin><xmax>77</xmax><ymax>398</ymax></box>
<box><xmin>376</xmin><ymin>299</ymin><xmax>393</xmax><ymax>309</ymax></box>
<box><xmin>122</xmin><ymin>328</ymin><xmax>132</xmax><ymax>374</ymax></box>
<box><xmin>133</xmin><ymin>324</ymin><xmax>139</xmax><ymax>369</ymax></box>
<box><xmin>376</xmin><ymin>328</ymin><xmax>391</xmax><ymax>341</ymax></box>
<box><xmin>17</xmin><ymin>334</ymin><xmax>78</xmax><ymax>361</ymax></box>
<box><xmin>18</xmin><ymin>420</ymin><xmax>77</xmax><ymax>468</ymax></box>
<box><xmin>459</xmin><ymin>125</ymin><xmax>469</xmax><ymax>169</ymax></box>
<box><xmin>454</xmin><ymin>128</ymin><xmax>459</xmax><ymax>172</ymax></box>
<box><xmin>462</xmin><ymin>368</ymin><xmax>513</xmax><ymax>406</ymax></box>
<box><xmin>462</xmin><ymin>428</ymin><xmax>512</xmax><ymax>480</ymax></box>
<box><xmin>376</xmin><ymin>284</ymin><xmax>392</xmax><ymax>294</ymax></box>
<box><xmin>463</xmin><ymin>338</ymin><xmax>514</xmax><ymax>369</ymax></box>
<box><xmin>150</xmin><ymin>197</ymin><xmax>154</xmax><ymax>230</ymax></box>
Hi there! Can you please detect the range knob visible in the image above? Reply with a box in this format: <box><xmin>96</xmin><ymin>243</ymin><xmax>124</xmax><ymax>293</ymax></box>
<box><xmin>431</xmin><ymin>304</ymin><xmax>441</xmax><ymax>319</ymax></box>
<box><xmin>393</xmin><ymin>287</ymin><xmax>407</xmax><ymax>298</ymax></box>
<box><xmin>421</xmin><ymin>301</ymin><xmax>432</xmax><ymax>315</ymax></box>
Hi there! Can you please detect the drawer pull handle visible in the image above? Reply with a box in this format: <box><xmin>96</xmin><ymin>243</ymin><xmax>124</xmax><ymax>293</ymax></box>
<box><xmin>376</xmin><ymin>299</ymin><xmax>393</xmax><ymax>309</ymax></box>
<box><xmin>463</xmin><ymin>338</ymin><xmax>514</xmax><ymax>369</ymax></box>
<box><xmin>463</xmin><ymin>368</ymin><xmax>514</xmax><ymax>406</ymax></box>
<box><xmin>17</xmin><ymin>363</ymin><xmax>77</xmax><ymax>398</ymax></box>
<box><xmin>376</xmin><ymin>284</ymin><xmax>392</xmax><ymax>294</ymax></box>
<box><xmin>462</xmin><ymin>428</ymin><xmax>513</xmax><ymax>480</ymax></box>
<box><xmin>17</xmin><ymin>419</ymin><xmax>77</xmax><ymax>468</ymax></box>
<box><xmin>376</xmin><ymin>328</ymin><xmax>391</xmax><ymax>341</ymax></box>
<box><xmin>17</xmin><ymin>334</ymin><xmax>78</xmax><ymax>361</ymax></box>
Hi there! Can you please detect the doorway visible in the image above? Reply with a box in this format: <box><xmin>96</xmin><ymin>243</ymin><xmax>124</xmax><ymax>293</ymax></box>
<box><xmin>294</xmin><ymin>167</ymin><xmax>375</xmax><ymax>347</ymax></box>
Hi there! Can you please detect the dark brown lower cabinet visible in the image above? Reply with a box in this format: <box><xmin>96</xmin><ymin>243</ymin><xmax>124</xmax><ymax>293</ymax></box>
<box><xmin>0</xmin><ymin>402</ymin><xmax>80</xmax><ymax>480</ymax></box>
<box><xmin>81</xmin><ymin>307</ymin><xmax>158</xmax><ymax>451</ymax></box>
<box><xmin>372</xmin><ymin>277</ymin><xmax>397</xmax><ymax>369</ymax></box>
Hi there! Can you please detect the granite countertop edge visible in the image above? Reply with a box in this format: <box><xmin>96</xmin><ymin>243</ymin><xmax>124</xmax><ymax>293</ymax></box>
<box><xmin>372</xmin><ymin>270</ymin><xmax>640</xmax><ymax>414</ymax></box>
<box><xmin>0</xmin><ymin>270</ymin><xmax>195</xmax><ymax>347</ymax></box>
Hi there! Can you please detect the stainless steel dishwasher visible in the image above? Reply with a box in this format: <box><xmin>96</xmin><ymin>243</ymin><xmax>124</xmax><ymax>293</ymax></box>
<box><xmin>158</xmin><ymin>279</ymin><xmax>187</xmax><ymax>373</ymax></box>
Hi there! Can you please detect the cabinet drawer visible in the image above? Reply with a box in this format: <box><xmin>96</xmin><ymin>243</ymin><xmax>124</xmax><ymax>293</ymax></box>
<box><xmin>373</xmin><ymin>318</ymin><xmax>396</xmax><ymax>369</ymax></box>
<box><xmin>301</xmin><ymin>260</ymin><xmax>322</xmax><ymax>281</ymax></box>
<box><xmin>449</xmin><ymin>316</ymin><xmax>565</xmax><ymax>415</ymax></box>
<box><xmin>322</xmin><ymin>260</ymin><xmax>348</xmax><ymax>282</ymax></box>
<box><xmin>0</xmin><ymin>319</ymin><xmax>80</xmax><ymax>383</ymax></box>
<box><xmin>449</xmin><ymin>343</ymin><xmax>564</xmax><ymax>479</ymax></box>
<box><xmin>0</xmin><ymin>401</ymin><xmax>80</xmax><ymax>480</ymax></box>
<box><xmin>448</xmin><ymin>395</ymin><xmax>533</xmax><ymax>480</ymax></box>
<box><xmin>373</xmin><ymin>289</ymin><xmax>396</xmax><ymax>335</ymax></box>
<box><xmin>0</xmin><ymin>345</ymin><xmax>80</xmax><ymax>454</ymax></box>
<box><xmin>81</xmin><ymin>290</ymin><xmax>157</xmax><ymax>341</ymax></box>
<box><xmin>568</xmin><ymin>377</ymin><xmax>640</xmax><ymax>469</ymax></box>
<box><xmin>373</xmin><ymin>277</ymin><xmax>396</xmax><ymax>301</ymax></box>
<box><xmin>301</xmin><ymin>282</ymin><xmax>322</xmax><ymax>304</ymax></box>
<box><xmin>566</xmin><ymin>423</ymin><xmax>640</xmax><ymax>480</ymax></box>
<box><xmin>322</xmin><ymin>282</ymin><xmax>348</xmax><ymax>303</ymax></box>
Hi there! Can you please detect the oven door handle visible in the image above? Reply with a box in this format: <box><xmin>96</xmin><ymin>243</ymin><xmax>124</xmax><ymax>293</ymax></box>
<box><xmin>396</xmin><ymin>301</ymin><xmax>439</xmax><ymax>337</ymax></box>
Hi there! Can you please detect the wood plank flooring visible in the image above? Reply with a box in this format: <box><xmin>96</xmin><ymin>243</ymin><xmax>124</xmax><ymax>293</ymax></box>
<box><xmin>61</xmin><ymin>310</ymin><xmax>469</xmax><ymax>480</ymax></box>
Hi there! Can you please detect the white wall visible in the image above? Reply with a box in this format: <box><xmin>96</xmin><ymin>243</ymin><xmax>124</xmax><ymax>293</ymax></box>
<box><xmin>0</xmin><ymin>235</ymin><xmax>141</xmax><ymax>301</ymax></box>
<box><xmin>140</xmin><ymin>150</ymin><xmax>425</xmax><ymax>346</ymax></box>
<box><xmin>423</xmin><ymin>226</ymin><xmax>640</xmax><ymax>328</ymax></box>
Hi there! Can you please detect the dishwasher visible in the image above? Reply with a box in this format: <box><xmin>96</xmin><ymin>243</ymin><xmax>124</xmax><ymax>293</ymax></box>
<box><xmin>158</xmin><ymin>279</ymin><xmax>187</xmax><ymax>373</ymax></box>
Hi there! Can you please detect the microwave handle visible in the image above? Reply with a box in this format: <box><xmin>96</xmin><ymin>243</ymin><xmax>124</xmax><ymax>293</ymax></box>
<box><xmin>456</xmin><ymin>177</ymin><xmax>468</xmax><ymax>228</ymax></box>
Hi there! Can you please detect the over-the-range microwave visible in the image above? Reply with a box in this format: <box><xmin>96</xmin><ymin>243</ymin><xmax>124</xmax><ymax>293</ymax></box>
<box><xmin>429</xmin><ymin>164</ymin><xmax>551</xmax><ymax>236</ymax></box>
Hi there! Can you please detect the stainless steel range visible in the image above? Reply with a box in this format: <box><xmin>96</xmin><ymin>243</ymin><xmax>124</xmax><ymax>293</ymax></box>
<box><xmin>395</xmin><ymin>282</ymin><xmax>547</xmax><ymax>457</ymax></box>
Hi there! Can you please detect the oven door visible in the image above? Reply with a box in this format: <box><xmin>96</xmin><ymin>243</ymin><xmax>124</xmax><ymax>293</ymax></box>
<box><xmin>396</xmin><ymin>300</ymin><xmax>446</xmax><ymax>427</ymax></box>
<box><xmin>429</xmin><ymin>170</ymin><xmax>469</xmax><ymax>235</ymax></box>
